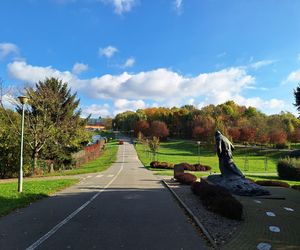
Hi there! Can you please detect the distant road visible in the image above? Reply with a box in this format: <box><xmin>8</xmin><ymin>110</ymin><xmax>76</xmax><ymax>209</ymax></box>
<box><xmin>0</xmin><ymin>140</ymin><xmax>208</xmax><ymax>250</ymax></box>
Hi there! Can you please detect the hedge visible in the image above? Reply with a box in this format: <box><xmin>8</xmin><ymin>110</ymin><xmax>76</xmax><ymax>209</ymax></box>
<box><xmin>277</xmin><ymin>158</ymin><xmax>300</xmax><ymax>181</ymax></box>
<box><xmin>191</xmin><ymin>180</ymin><xmax>243</xmax><ymax>220</ymax></box>
<box><xmin>175</xmin><ymin>173</ymin><xmax>197</xmax><ymax>185</ymax></box>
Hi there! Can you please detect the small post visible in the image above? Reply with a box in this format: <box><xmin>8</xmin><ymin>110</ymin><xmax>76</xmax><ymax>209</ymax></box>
<box><xmin>197</xmin><ymin>141</ymin><xmax>201</xmax><ymax>164</ymax></box>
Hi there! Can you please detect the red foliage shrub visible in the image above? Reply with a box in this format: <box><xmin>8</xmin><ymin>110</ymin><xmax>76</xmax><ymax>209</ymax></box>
<box><xmin>150</xmin><ymin>161</ymin><xmax>174</xmax><ymax>169</ymax></box>
<box><xmin>175</xmin><ymin>173</ymin><xmax>197</xmax><ymax>185</ymax></box>
<box><xmin>255</xmin><ymin>180</ymin><xmax>290</xmax><ymax>188</ymax></box>
<box><xmin>175</xmin><ymin>163</ymin><xmax>212</xmax><ymax>172</ymax></box>
<box><xmin>119</xmin><ymin>140</ymin><xmax>124</xmax><ymax>145</ymax></box>
<box><xmin>191</xmin><ymin>181</ymin><xmax>243</xmax><ymax>220</ymax></box>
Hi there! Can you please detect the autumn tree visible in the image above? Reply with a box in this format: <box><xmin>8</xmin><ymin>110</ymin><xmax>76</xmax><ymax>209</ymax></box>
<box><xmin>269</xmin><ymin>130</ymin><xmax>288</xmax><ymax>146</ymax></box>
<box><xmin>134</xmin><ymin>120</ymin><xmax>150</xmax><ymax>137</ymax></box>
<box><xmin>149</xmin><ymin>121</ymin><xmax>169</xmax><ymax>139</ymax></box>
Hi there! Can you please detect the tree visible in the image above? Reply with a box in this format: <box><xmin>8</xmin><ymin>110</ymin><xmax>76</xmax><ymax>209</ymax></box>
<box><xmin>149</xmin><ymin>121</ymin><xmax>169</xmax><ymax>139</ymax></box>
<box><xmin>294</xmin><ymin>84</ymin><xmax>300</xmax><ymax>115</ymax></box>
<box><xmin>269</xmin><ymin>130</ymin><xmax>287</xmax><ymax>145</ymax></box>
<box><xmin>134</xmin><ymin>120</ymin><xmax>150</xmax><ymax>137</ymax></box>
<box><xmin>148</xmin><ymin>137</ymin><xmax>160</xmax><ymax>161</ymax></box>
<box><xmin>24</xmin><ymin>78</ymin><xmax>88</xmax><ymax>171</ymax></box>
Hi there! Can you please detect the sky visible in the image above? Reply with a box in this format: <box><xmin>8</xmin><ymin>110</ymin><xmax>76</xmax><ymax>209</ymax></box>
<box><xmin>1</xmin><ymin>0</ymin><xmax>300</xmax><ymax>118</ymax></box>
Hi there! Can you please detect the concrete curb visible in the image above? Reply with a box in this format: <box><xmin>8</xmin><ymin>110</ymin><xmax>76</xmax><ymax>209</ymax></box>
<box><xmin>162</xmin><ymin>180</ymin><xmax>218</xmax><ymax>249</ymax></box>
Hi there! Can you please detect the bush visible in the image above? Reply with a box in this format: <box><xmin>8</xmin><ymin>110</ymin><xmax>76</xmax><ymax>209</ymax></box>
<box><xmin>277</xmin><ymin>158</ymin><xmax>300</xmax><ymax>181</ymax></box>
<box><xmin>255</xmin><ymin>180</ymin><xmax>290</xmax><ymax>188</ymax></box>
<box><xmin>191</xmin><ymin>181</ymin><xmax>243</xmax><ymax>220</ymax></box>
<box><xmin>175</xmin><ymin>162</ymin><xmax>212</xmax><ymax>172</ymax></box>
<box><xmin>175</xmin><ymin>173</ymin><xmax>197</xmax><ymax>185</ymax></box>
<box><xmin>150</xmin><ymin>161</ymin><xmax>174</xmax><ymax>169</ymax></box>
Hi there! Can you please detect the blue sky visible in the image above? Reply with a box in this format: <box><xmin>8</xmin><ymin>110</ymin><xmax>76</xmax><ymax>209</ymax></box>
<box><xmin>1</xmin><ymin>0</ymin><xmax>300</xmax><ymax>118</ymax></box>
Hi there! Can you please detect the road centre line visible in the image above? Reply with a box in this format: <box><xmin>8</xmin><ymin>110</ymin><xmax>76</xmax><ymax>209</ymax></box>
<box><xmin>26</xmin><ymin>145</ymin><xmax>125</xmax><ymax>250</ymax></box>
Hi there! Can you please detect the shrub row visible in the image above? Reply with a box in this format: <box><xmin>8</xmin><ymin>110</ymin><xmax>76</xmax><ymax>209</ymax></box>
<box><xmin>175</xmin><ymin>173</ymin><xmax>197</xmax><ymax>185</ymax></box>
<box><xmin>277</xmin><ymin>158</ymin><xmax>300</xmax><ymax>181</ymax></box>
<box><xmin>191</xmin><ymin>180</ymin><xmax>243</xmax><ymax>220</ymax></box>
<box><xmin>150</xmin><ymin>161</ymin><xmax>211</xmax><ymax>171</ymax></box>
<box><xmin>150</xmin><ymin>161</ymin><xmax>174</xmax><ymax>169</ymax></box>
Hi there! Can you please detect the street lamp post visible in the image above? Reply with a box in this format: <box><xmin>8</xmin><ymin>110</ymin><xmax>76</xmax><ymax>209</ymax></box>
<box><xmin>18</xmin><ymin>96</ymin><xmax>28</xmax><ymax>193</ymax></box>
<box><xmin>197</xmin><ymin>141</ymin><xmax>201</xmax><ymax>164</ymax></box>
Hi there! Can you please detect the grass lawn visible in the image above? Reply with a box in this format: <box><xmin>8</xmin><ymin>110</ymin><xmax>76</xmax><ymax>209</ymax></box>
<box><xmin>136</xmin><ymin>140</ymin><xmax>287</xmax><ymax>173</ymax></box>
<box><xmin>0</xmin><ymin>179</ymin><xmax>78</xmax><ymax>217</ymax></box>
<box><xmin>46</xmin><ymin>141</ymin><xmax>118</xmax><ymax>176</ymax></box>
<box><xmin>136</xmin><ymin>140</ymin><xmax>300</xmax><ymax>185</ymax></box>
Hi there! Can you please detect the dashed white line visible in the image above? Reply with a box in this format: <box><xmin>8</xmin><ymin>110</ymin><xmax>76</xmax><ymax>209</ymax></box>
<box><xmin>254</xmin><ymin>200</ymin><xmax>262</xmax><ymax>204</ymax></box>
<box><xmin>257</xmin><ymin>242</ymin><xmax>272</xmax><ymax>250</ymax></box>
<box><xmin>87</xmin><ymin>176</ymin><xmax>92</xmax><ymax>178</ymax></box>
<box><xmin>266</xmin><ymin>211</ymin><xmax>276</xmax><ymax>217</ymax></box>
<box><xmin>284</xmin><ymin>207</ymin><xmax>294</xmax><ymax>212</ymax></box>
<box><xmin>25</xmin><ymin>145</ymin><xmax>126</xmax><ymax>250</ymax></box>
<box><xmin>269</xmin><ymin>226</ymin><xmax>280</xmax><ymax>233</ymax></box>
<box><xmin>107</xmin><ymin>174</ymin><xmax>114</xmax><ymax>178</ymax></box>
<box><xmin>96</xmin><ymin>174</ymin><xmax>103</xmax><ymax>178</ymax></box>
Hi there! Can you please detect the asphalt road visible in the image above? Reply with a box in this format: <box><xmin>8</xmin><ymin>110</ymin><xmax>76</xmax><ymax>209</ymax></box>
<box><xmin>0</xmin><ymin>141</ymin><xmax>208</xmax><ymax>250</ymax></box>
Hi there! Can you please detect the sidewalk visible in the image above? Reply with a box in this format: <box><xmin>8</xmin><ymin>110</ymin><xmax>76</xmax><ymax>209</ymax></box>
<box><xmin>223</xmin><ymin>187</ymin><xmax>300</xmax><ymax>250</ymax></box>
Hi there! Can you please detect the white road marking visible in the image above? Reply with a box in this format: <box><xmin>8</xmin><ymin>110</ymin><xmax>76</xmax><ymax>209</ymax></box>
<box><xmin>26</xmin><ymin>145</ymin><xmax>126</xmax><ymax>250</ymax></box>
<box><xmin>107</xmin><ymin>174</ymin><xmax>114</xmax><ymax>178</ymax></box>
<box><xmin>266</xmin><ymin>211</ymin><xmax>276</xmax><ymax>217</ymax></box>
<box><xmin>284</xmin><ymin>207</ymin><xmax>294</xmax><ymax>211</ymax></box>
<box><xmin>96</xmin><ymin>174</ymin><xmax>103</xmax><ymax>178</ymax></box>
<box><xmin>269</xmin><ymin>226</ymin><xmax>280</xmax><ymax>233</ymax></box>
<box><xmin>257</xmin><ymin>242</ymin><xmax>272</xmax><ymax>250</ymax></box>
<box><xmin>87</xmin><ymin>176</ymin><xmax>92</xmax><ymax>178</ymax></box>
<box><xmin>254</xmin><ymin>200</ymin><xmax>262</xmax><ymax>204</ymax></box>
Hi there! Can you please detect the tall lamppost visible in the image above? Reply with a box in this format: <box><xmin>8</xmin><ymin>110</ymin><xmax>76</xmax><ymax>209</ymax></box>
<box><xmin>18</xmin><ymin>96</ymin><xmax>28</xmax><ymax>193</ymax></box>
<box><xmin>197</xmin><ymin>141</ymin><xmax>201</xmax><ymax>164</ymax></box>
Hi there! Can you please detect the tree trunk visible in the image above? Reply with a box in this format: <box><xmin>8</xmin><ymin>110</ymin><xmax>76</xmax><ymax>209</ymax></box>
<box><xmin>32</xmin><ymin>150</ymin><xmax>39</xmax><ymax>175</ymax></box>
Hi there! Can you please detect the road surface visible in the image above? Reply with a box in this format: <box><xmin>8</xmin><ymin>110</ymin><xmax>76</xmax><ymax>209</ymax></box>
<box><xmin>0</xmin><ymin>141</ymin><xmax>208</xmax><ymax>250</ymax></box>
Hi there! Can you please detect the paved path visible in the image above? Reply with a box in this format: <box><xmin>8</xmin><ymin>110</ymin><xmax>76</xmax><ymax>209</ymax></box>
<box><xmin>0</xmin><ymin>141</ymin><xmax>208</xmax><ymax>250</ymax></box>
<box><xmin>223</xmin><ymin>187</ymin><xmax>300</xmax><ymax>250</ymax></box>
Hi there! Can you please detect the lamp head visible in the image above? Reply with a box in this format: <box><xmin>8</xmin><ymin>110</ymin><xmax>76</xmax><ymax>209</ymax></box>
<box><xmin>18</xmin><ymin>96</ymin><xmax>29</xmax><ymax>105</ymax></box>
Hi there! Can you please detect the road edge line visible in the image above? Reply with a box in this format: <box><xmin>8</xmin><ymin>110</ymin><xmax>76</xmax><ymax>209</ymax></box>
<box><xmin>161</xmin><ymin>180</ymin><xmax>218</xmax><ymax>249</ymax></box>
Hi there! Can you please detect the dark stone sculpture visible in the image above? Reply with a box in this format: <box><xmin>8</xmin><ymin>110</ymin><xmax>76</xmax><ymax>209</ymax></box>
<box><xmin>207</xmin><ymin>131</ymin><xmax>270</xmax><ymax>196</ymax></box>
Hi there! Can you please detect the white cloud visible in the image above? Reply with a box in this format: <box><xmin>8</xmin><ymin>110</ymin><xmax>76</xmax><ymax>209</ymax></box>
<box><xmin>8</xmin><ymin>60</ymin><xmax>290</xmax><ymax>115</ymax></box>
<box><xmin>72</xmin><ymin>62</ymin><xmax>89</xmax><ymax>74</ymax></box>
<box><xmin>81</xmin><ymin>104</ymin><xmax>111</xmax><ymax>118</ymax></box>
<box><xmin>101</xmin><ymin>0</ymin><xmax>136</xmax><ymax>15</ymax></box>
<box><xmin>99</xmin><ymin>46</ymin><xmax>118</xmax><ymax>58</ymax></box>
<box><xmin>285</xmin><ymin>68</ymin><xmax>300</xmax><ymax>83</ymax></box>
<box><xmin>0</xmin><ymin>43</ymin><xmax>19</xmax><ymax>59</ymax></box>
<box><xmin>249</xmin><ymin>60</ymin><xmax>276</xmax><ymax>70</ymax></box>
<box><xmin>123</xmin><ymin>57</ymin><xmax>135</xmax><ymax>68</ymax></box>
<box><xmin>113</xmin><ymin>98</ymin><xmax>146</xmax><ymax>115</ymax></box>
<box><xmin>173</xmin><ymin>0</ymin><xmax>183</xmax><ymax>14</ymax></box>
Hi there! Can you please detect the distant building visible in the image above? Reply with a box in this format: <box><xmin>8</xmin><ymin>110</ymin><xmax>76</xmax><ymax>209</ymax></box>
<box><xmin>85</xmin><ymin>124</ymin><xmax>105</xmax><ymax>131</ymax></box>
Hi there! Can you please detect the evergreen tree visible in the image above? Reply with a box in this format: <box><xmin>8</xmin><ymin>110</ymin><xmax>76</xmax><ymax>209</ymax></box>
<box><xmin>294</xmin><ymin>84</ymin><xmax>300</xmax><ymax>116</ymax></box>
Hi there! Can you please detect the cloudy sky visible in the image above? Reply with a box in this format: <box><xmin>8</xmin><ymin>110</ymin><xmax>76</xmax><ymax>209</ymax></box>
<box><xmin>1</xmin><ymin>0</ymin><xmax>300</xmax><ymax>117</ymax></box>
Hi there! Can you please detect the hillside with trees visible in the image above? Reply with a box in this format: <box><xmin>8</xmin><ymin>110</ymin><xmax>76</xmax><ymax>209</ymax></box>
<box><xmin>113</xmin><ymin>100</ymin><xmax>300</xmax><ymax>147</ymax></box>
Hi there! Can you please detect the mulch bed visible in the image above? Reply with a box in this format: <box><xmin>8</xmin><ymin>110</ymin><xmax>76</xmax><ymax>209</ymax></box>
<box><xmin>165</xmin><ymin>179</ymin><xmax>243</xmax><ymax>247</ymax></box>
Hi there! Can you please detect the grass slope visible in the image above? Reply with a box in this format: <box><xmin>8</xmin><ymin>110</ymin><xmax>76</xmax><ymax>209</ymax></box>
<box><xmin>46</xmin><ymin>141</ymin><xmax>118</xmax><ymax>176</ymax></box>
<box><xmin>0</xmin><ymin>179</ymin><xmax>78</xmax><ymax>217</ymax></box>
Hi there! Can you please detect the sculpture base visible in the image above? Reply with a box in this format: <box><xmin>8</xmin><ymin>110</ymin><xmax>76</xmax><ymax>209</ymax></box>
<box><xmin>207</xmin><ymin>174</ymin><xmax>270</xmax><ymax>196</ymax></box>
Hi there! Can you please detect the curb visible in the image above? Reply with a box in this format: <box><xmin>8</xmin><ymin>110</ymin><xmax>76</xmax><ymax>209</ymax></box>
<box><xmin>162</xmin><ymin>180</ymin><xmax>218</xmax><ymax>249</ymax></box>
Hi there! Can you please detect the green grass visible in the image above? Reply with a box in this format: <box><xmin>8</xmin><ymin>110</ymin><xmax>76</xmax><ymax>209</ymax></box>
<box><xmin>136</xmin><ymin>140</ymin><xmax>300</xmax><ymax>185</ymax></box>
<box><xmin>0</xmin><ymin>179</ymin><xmax>78</xmax><ymax>217</ymax></box>
<box><xmin>136</xmin><ymin>140</ymin><xmax>288</xmax><ymax>173</ymax></box>
<box><xmin>46</xmin><ymin>141</ymin><xmax>118</xmax><ymax>176</ymax></box>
